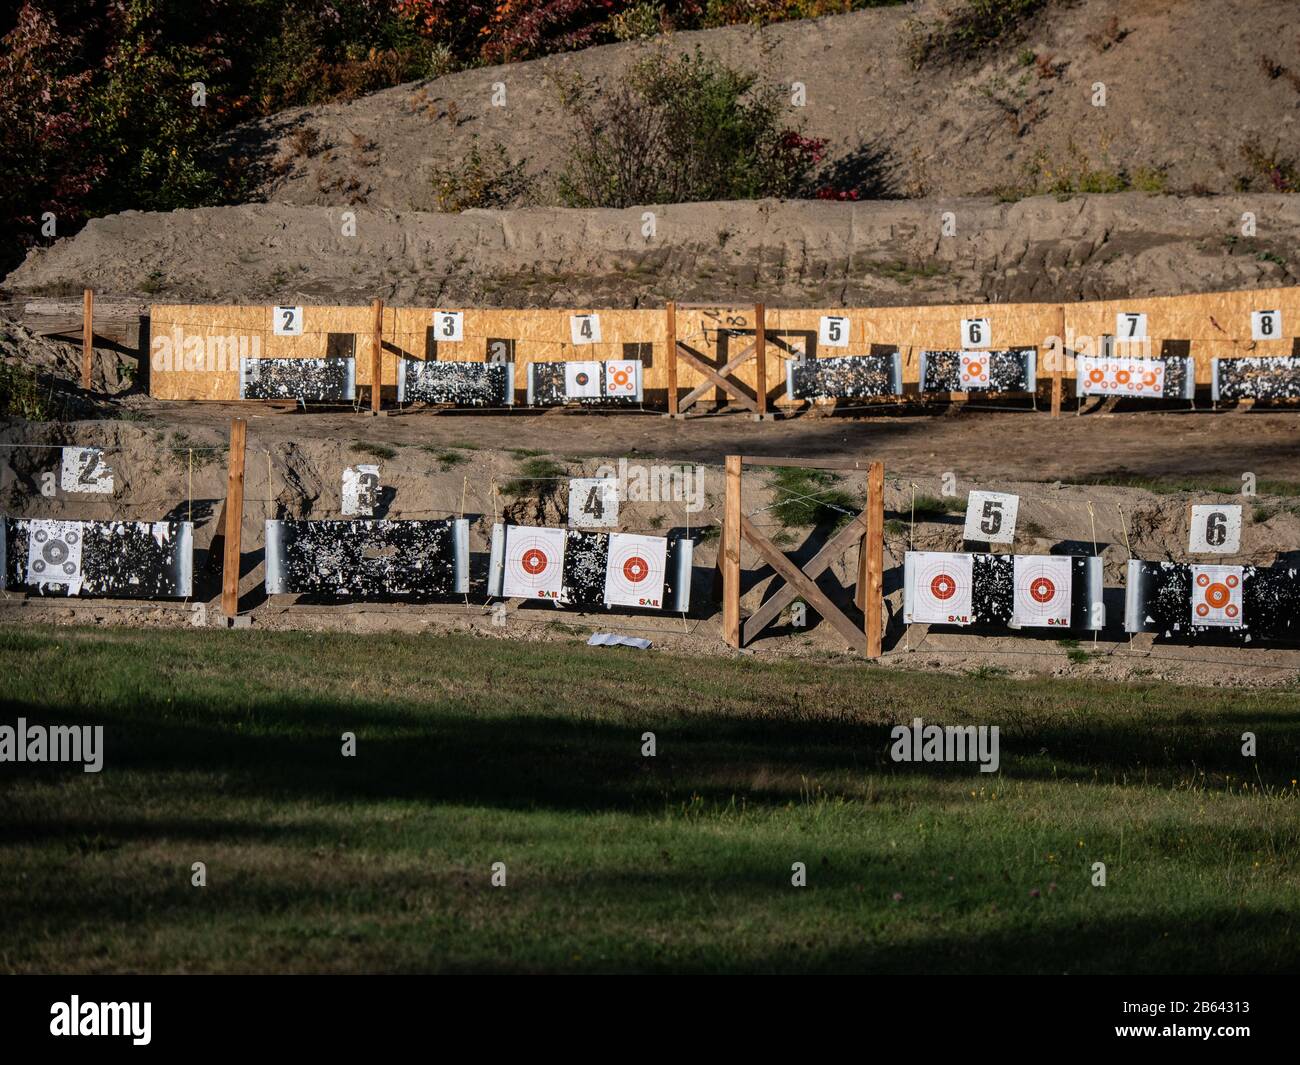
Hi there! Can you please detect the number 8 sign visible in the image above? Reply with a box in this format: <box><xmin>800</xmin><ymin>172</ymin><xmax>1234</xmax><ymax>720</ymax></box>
<box><xmin>1251</xmin><ymin>310</ymin><xmax>1281</xmax><ymax>341</ymax></box>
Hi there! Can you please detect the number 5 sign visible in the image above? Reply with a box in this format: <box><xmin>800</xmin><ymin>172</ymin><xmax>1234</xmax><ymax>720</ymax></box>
<box><xmin>963</xmin><ymin>490</ymin><xmax>1019</xmax><ymax>544</ymax></box>
<box><xmin>818</xmin><ymin>316</ymin><xmax>849</xmax><ymax>348</ymax></box>
<box><xmin>1189</xmin><ymin>504</ymin><xmax>1241</xmax><ymax>554</ymax></box>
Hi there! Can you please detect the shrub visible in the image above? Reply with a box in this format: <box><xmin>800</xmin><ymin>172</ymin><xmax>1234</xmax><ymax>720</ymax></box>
<box><xmin>431</xmin><ymin>137</ymin><xmax>536</xmax><ymax>210</ymax></box>
<box><xmin>554</xmin><ymin>49</ymin><xmax>827</xmax><ymax>208</ymax></box>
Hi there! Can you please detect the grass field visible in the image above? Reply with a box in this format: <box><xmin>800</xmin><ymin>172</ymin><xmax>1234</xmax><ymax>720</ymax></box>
<box><xmin>1</xmin><ymin>625</ymin><xmax>1298</xmax><ymax>974</ymax></box>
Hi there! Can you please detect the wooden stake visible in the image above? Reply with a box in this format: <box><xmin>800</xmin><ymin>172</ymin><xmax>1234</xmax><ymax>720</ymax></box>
<box><xmin>754</xmin><ymin>303</ymin><xmax>767</xmax><ymax>416</ymax></box>
<box><xmin>864</xmin><ymin>461</ymin><xmax>885</xmax><ymax>659</ymax></box>
<box><xmin>81</xmin><ymin>288</ymin><xmax>93</xmax><ymax>391</ymax></box>
<box><xmin>1050</xmin><ymin>304</ymin><xmax>1065</xmax><ymax>417</ymax></box>
<box><xmin>370</xmin><ymin>297</ymin><xmax>384</xmax><ymax>414</ymax></box>
<box><xmin>666</xmin><ymin>301</ymin><xmax>678</xmax><ymax>415</ymax></box>
<box><xmin>722</xmin><ymin>455</ymin><xmax>742</xmax><ymax>647</ymax></box>
<box><xmin>221</xmin><ymin>418</ymin><xmax>248</xmax><ymax>617</ymax></box>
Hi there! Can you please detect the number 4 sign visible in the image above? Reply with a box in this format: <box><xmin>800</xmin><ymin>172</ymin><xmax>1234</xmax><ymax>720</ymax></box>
<box><xmin>1188</xmin><ymin>504</ymin><xmax>1241</xmax><ymax>554</ymax></box>
<box><xmin>963</xmin><ymin>490</ymin><xmax>1019</xmax><ymax>543</ymax></box>
<box><xmin>568</xmin><ymin>478</ymin><xmax>619</xmax><ymax>528</ymax></box>
<box><xmin>570</xmin><ymin>314</ymin><xmax>602</xmax><ymax>345</ymax></box>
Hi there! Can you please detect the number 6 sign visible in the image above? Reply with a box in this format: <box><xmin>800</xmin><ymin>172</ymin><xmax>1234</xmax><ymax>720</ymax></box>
<box><xmin>1188</xmin><ymin>504</ymin><xmax>1241</xmax><ymax>554</ymax></box>
<box><xmin>961</xmin><ymin>318</ymin><xmax>991</xmax><ymax>348</ymax></box>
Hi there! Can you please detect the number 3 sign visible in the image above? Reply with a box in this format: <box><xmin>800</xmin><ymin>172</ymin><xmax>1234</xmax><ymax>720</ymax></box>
<box><xmin>963</xmin><ymin>490</ymin><xmax>1019</xmax><ymax>544</ymax></box>
<box><xmin>1188</xmin><ymin>504</ymin><xmax>1241</xmax><ymax>554</ymax></box>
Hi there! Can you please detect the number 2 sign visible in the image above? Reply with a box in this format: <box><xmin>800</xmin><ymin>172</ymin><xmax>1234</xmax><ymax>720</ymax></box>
<box><xmin>273</xmin><ymin>306</ymin><xmax>304</xmax><ymax>336</ymax></box>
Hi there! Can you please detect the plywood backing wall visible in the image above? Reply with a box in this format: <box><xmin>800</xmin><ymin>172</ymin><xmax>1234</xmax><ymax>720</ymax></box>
<box><xmin>150</xmin><ymin>288</ymin><xmax>1300</xmax><ymax>403</ymax></box>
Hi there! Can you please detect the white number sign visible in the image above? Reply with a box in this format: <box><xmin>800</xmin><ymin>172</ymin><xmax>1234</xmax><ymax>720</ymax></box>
<box><xmin>273</xmin><ymin>306</ymin><xmax>304</xmax><ymax>336</ymax></box>
<box><xmin>1116</xmin><ymin>312</ymin><xmax>1147</xmax><ymax>341</ymax></box>
<box><xmin>819</xmin><ymin>316</ymin><xmax>850</xmax><ymax>348</ymax></box>
<box><xmin>570</xmin><ymin>314</ymin><xmax>602</xmax><ymax>345</ymax></box>
<box><xmin>1251</xmin><ymin>310</ymin><xmax>1281</xmax><ymax>341</ymax></box>
<box><xmin>433</xmin><ymin>311</ymin><xmax>464</xmax><ymax>342</ymax></box>
<box><xmin>60</xmin><ymin>447</ymin><xmax>113</xmax><ymax>494</ymax></box>
<box><xmin>568</xmin><ymin>478</ymin><xmax>619</xmax><ymax>528</ymax></box>
<box><xmin>961</xmin><ymin>318</ymin><xmax>991</xmax><ymax>348</ymax></box>
<box><xmin>963</xmin><ymin>491</ymin><xmax>1019</xmax><ymax>543</ymax></box>
<box><xmin>1188</xmin><ymin>504</ymin><xmax>1241</xmax><ymax>554</ymax></box>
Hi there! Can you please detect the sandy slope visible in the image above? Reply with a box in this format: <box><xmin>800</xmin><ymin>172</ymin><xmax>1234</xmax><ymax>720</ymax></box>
<box><xmin>217</xmin><ymin>0</ymin><xmax>1300</xmax><ymax>210</ymax></box>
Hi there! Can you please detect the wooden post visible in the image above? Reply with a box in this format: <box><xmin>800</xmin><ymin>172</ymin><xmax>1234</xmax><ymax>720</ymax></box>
<box><xmin>722</xmin><ymin>455</ymin><xmax>742</xmax><ymax>647</ymax></box>
<box><xmin>81</xmin><ymin>288</ymin><xmax>93</xmax><ymax>391</ymax></box>
<box><xmin>863</xmin><ymin>461</ymin><xmax>884</xmax><ymax>658</ymax></box>
<box><xmin>665</xmin><ymin>301</ymin><xmax>678</xmax><ymax>416</ymax></box>
<box><xmin>370</xmin><ymin>297</ymin><xmax>384</xmax><ymax>414</ymax></box>
<box><xmin>754</xmin><ymin>303</ymin><xmax>767</xmax><ymax>416</ymax></box>
<box><xmin>221</xmin><ymin>418</ymin><xmax>248</xmax><ymax>617</ymax></box>
<box><xmin>1050</xmin><ymin>304</ymin><xmax>1065</xmax><ymax>417</ymax></box>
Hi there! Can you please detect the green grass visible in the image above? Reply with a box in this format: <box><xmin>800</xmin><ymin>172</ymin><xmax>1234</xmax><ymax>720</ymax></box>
<box><xmin>421</xmin><ymin>445</ymin><xmax>469</xmax><ymax>471</ymax></box>
<box><xmin>350</xmin><ymin>441</ymin><xmax>398</xmax><ymax>462</ymax></box>
<box><xmin>500</xmin><ymin>457</ymin><xmax>568</xmax><ymax>497</ymax></box>
<box><xmin>910</xmin><ymin>494</ymin><xmax>966</xmax><ymax>520</ymax></box>
<box><xmin>767</xmin><ymin>468</ymin><xmax>861</xmax><ymax>530</ymax></box>
<box><xmin>1</xmin><ymin>625</ymin><xmax>1298</xmax><ymax>974</ymax></box>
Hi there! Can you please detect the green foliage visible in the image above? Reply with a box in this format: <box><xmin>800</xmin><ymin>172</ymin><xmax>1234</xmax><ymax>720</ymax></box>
<box><xmin>911</xmin><ymin>494</ymin><xmax>964</xmax><ymax>519</ymax></box>
<box><xmin>768</xmin><ymin>467</ymin><xmax>861</xmax><ymax>530</ymax></box>
<box><xmin>501</xmin><ymin>456</ymin><xmax>567</xmax><ymax>496</ymax></box>
<box><xmin>554</xmin><ymin>49</ymin><xmax>827</xmax><ymax>208</ymax></box>
<box><xmin>430</xmin><ymin>137</ymin><xmax>535</xmax><ymax>211</ymax></box>
<box><xmin>905</xmin><ymin>0</ymin><xmax>1050</xmax><ymax>69</ymax></box>
<box><xmin>0</xmin><ymin>360</ymin><xmax>51</xmax><ymax>419</ymax></box>
<box><xmin>351</xmin><ymin>440</ymin><xmax>398</xmax><ymax>461</ymax></box>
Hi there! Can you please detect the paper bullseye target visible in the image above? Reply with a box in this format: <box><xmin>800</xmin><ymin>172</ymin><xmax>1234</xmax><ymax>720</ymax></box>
<box><xmin>1012</xmin><ymin>555</ymin><xmax>1072</xmax><ymax>627</ymax></box>
<box><xmin>26</xmin><ymin>519</ymin><xmax>84</xmax><ymax>590</ymax></box>
<box><xmin>1076</xmin><ymin>356</ymin><xmax>1165</xmax><ymax>398</ymax></box>
<box><xmin>1191</xmin><ymin>564</ymin><xmax>1243</xmax><ymax>627</ymax></box>
<box><xmin>959</xmin><ymin>352</ymin><xmax>991</xmax><ymax>390</ymax></box>
<box><xmin>564</xmin><ymin>361</ymin><xmax>603</xmax><ymax>399</ymax></box>
<box><xmin>909</xmin><ymin>552</ymin><xmax>973</xmax><ymax>624</ymax></box>
<box><xmin>604</xmin><ymin>533</ymin><xmax>667</xmax><ymax>608</ymax></box>
<box><xmin>604</xmin><ymin>360</ymin><xmax>638</xmax><ymax>397</ymax></box>
<box><xmin>503</xmin><ymin>526</ymin><xmax>566</xmax><ymax>599</ymax></box>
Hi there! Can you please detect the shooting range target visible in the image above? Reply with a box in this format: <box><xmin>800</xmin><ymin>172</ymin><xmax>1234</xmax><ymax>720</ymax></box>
<box><xmin>60</xmin><ymin>447</ymin><xmax>114</xmax><ymax>494</ymax></box>
<box><xmin>604</xmin><ymin>533</ymin><xmax>667</xmax><ymax>608</ymax></box>
<box><xmin>1077</xmin><ymin>356</ymin><xmax>1165</xmax><ymax>397</ymax></box>
<box><xmin>564</xmin><ymin>361</ymin><xmax>603</xmax><ymax>399</ymax></box>
<box><xmin>959</xmin><ymin>352</ymin><xmax>991</xmax><ymax>389</ymax></box>
<box><xmin>909</xmin><ymin>551</ymin><xmax>973</xmax><ymax>624</ymax></box>
<box><xmin>503</xmin><ymin>525</ymin><xmax>566</xmax><ymax>599</ymax></box>
<box><xmin>1191</xmin><ymin>564</ymin><xmax>1243</xmax><ymax>627</ymax></box>
<box><xmin>604</xmin><ymin>360</ymin><xmax>638</xmax><ymax>397</ymax></box>
<box><xmin>25</xmin><ymin>519</ymin><xmax>84</xmax><ymax>590</ymax></box>
<box><xmin>1012</xmin><ymin>555</ymin><xmax>1072</xmax><ymax>627</ymax></box>
<box><xmin>342</xmin><ymin>464</ymin><xmax>380</xmax><ymax>517</ymax></box>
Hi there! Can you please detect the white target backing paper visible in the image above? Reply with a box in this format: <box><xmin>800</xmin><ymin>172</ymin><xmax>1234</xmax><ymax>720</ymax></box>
<box><xmin>604</xmin><ymin>533</ymin><xmax>667</xmax><ymax>608</ymax></box>
<box><xmin>818</xmin><ymin>316</ymin><xmax>849</xmax><ymax>348</ymax></box>
<box><xmin>60</xmin><ymin>447</ymin><xmax>113</xmax><ymax>494</ymax></box>
<box><xmin>503</xmin><ymin>525</ymin><xmax>566</xmax><ymax>600</ymax></box>
<box><xmin>1188</xmin><ymin>505</ymin><xmax>1241</xmax><ymax>554</ymax></box>
<box><xmin>26</xmin><ymin>519</ymin><xmax>84</xmax><ymax>591</ymax></box>
<box><xmin>1191</xmin><ymin>564</ymin><xmax>1243</xmax><ymax>627</ymax></box>
<box><xmin>908</xmin><ymin>551</ymin><xmax>973</xmax><ymax>624</ymax></box>
<box><xmin>604</xmin><ymin>360</ymin><xmax>638</xmax><ymax>397</ymax></box>
<box><xmin>958</xmin><ymin>352</ymin><xmax>992</xmax><ymax>389</ymax></box>
<box><xmin>1076</xmin><ymin>356</ymin><xmax>1165</xmax><ymax>397</ymax></box>
<box><xmin>568</xmin><ymin>478</ymin><xmax>619</xmax><ymax>528</ymax></box>
<box><xmin>570</xmin><ymin>314</ymin><xmax>601</xmax><ymax>345</ymax></box>
<box><xmin>1012</xmin><ymin>555</ymin><xmax>1072</xmax><ymax>628</ymax></box>
<box><xmin>564</xmin><ymin>361</ymin><xmax>603</xmax><ymax>399</ymax></box>
<box><xmin>963</xmin><ymin>491</ymin><xmax>1018</xmax><ymax>543</ymax></box>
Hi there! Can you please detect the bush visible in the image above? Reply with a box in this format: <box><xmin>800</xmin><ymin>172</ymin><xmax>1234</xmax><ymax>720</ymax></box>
<box><xmin>554</xmin><ymin>49</ymin><xmax>827</xmax><ymax>208</ymax></box>
<box><xmin>431</xmin><ymin>137</ymin><xmax>536</xmax><ymax>210</ymax></box>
